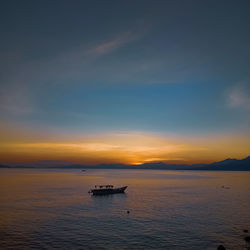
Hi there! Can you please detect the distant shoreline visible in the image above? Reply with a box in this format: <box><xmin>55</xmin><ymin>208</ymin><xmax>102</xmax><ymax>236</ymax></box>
<box><xmin>1</xmin><ymin>156</ymin><xmax>250</xmax><ymax>171</ymax></box>
<box><xmin>1</xmin><ymin>167</ymin><xmax>250</xmax><ymax>171</ymax></box>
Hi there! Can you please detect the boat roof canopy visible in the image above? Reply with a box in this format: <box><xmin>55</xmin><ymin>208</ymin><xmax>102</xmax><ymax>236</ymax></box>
<box><xmin>95</xmin><ymin>185</ymin><xmax>114</xmax><ymax>188</ymax></box>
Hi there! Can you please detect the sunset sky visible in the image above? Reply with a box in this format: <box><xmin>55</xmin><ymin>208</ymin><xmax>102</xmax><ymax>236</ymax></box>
<box><xmin>0</xmin><ymin>0</ymin><xmax>250</xmax><ymax>166</ymax></box>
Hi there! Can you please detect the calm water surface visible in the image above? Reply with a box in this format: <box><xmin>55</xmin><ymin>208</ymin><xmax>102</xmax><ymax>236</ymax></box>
<box><xmin>0</xmin><ymin>169</ymin><xmax>249</xmax><ymax>249</ymax></box>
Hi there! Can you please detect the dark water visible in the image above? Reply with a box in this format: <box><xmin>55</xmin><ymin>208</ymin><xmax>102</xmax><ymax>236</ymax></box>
<box><xmin>0</xmin><ymin>169</ymin><xmax>249</xmax><ymax>249</ymax></box>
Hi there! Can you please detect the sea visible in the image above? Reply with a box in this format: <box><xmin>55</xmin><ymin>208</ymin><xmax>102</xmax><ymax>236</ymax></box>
<box><xmin>0</xmin><ymin>169</ymin><xmax>249</xmax><ymax>250</ymax></box>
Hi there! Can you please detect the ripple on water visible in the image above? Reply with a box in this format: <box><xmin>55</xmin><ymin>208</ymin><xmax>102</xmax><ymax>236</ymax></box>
<box><xmin>0</xmin><ymin>169</ymin><xmax>250</xmax><ymax>249</ymax></box>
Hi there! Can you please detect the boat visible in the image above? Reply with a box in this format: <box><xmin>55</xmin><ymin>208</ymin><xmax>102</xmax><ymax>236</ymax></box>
<box><xmin>89</xmin><ymin>185</ymin><xmax>127</xmax><ymax>195</ymax></box>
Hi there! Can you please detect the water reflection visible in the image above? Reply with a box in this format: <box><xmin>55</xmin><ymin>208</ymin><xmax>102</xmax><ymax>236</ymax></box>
<box><xmin>0</xmin><ymin>169</ymin><xmax>250</xmax><ymax>249</ymax></box>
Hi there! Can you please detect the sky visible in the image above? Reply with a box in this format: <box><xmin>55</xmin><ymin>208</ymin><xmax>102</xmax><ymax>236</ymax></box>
<box><xmin>0</xmin><ymin>0</ymin><xmax>250</xmax><ymax>166</ymax></box>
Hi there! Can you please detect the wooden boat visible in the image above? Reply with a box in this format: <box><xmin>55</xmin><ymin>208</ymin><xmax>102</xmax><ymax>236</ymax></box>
<box><xmin>89</xmin><ymin>185</ymin><xmax>127</xmax><ymax>195</ymax></box>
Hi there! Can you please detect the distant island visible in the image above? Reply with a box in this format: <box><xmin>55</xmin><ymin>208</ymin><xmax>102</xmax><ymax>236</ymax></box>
<box><xmin>1</xmin><ymin>156</ymin><xmax>250</xmax><ymax>171</ymax></box>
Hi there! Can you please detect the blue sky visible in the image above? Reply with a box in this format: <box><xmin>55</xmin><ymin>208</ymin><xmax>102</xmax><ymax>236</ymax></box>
<box><xmin>0</xmin><ymin>0</ymin><xmax>250</xmax><ymax>164</ymax></box>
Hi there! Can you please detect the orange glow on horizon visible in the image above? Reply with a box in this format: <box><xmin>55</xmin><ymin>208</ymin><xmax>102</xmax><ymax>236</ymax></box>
<box><xmin>0</xmin><ymin>125</ymin><xmax>250</xmax><ymax>166</ymax></box>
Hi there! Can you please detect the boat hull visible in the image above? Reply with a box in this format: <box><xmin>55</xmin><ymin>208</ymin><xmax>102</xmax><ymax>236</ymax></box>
<box><xmin>91</xmin><ymin>186</ymin><xmax>127</xmax><ymax>195</ymax></box>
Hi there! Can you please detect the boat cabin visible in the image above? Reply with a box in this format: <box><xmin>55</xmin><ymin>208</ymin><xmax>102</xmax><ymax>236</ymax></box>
<box><xmin>94</xmin><ymin>185</ymin><xmax>114</xmax><ymax>189</ymax></box>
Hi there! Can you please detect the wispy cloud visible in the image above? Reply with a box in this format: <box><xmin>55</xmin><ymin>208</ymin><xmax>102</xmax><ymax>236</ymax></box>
<box><xmin>0</xmin><ymin>131</ymin><xmax>208</xmax><ymax>165</ymax></box>
<box><xmin>52</xmin><ymin>30</ymin><xmax>141</xmax><ymax>67</ymax></box>
<box><xmin>87</xmin><ymin>31</ymin><xmax>137</xmax><ymax>56</ymax></box>
<box><xmin>228</xmin><ymin>82</ymin><xmax>250</xmax><ymax>110</ymax></box>
<box><xmin>0</xmin><ymin>82</ymin><xmax>34</xmax><ymax>115</ymax></box>
<box><xmin>0</xmin><ymin>29</ymin><xmax>144</xmax><ymax>116</ymax></box>
<box><xmin>1</xmin><ymin>129</ymin><xmax>250</xmax><ymax>165</ymax></box>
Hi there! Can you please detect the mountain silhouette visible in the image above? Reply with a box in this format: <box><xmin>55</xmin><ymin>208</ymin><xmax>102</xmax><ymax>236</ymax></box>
<box><xmin>0</xmin><ymin>156</ymin><xmax>250</xmax><ymax>170</ymax></box>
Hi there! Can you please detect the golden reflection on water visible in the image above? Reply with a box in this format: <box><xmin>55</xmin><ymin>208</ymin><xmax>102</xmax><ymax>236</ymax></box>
<box><xmin>0</xmin><ymin>171</ymin><xmax>96</xmax><ymax>228</ymax></box>
<box><xmin>0</xmin><ymin>169</ymin><xmax>250</xmax><ymax>249</ymax></box>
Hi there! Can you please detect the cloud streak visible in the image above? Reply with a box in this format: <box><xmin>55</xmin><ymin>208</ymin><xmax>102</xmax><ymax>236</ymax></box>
<box><xmin>229</xmin><ymin>84</ymin><xmax>250</xmax><ymax>110</ymax></box>
<box><xmin>0</xmin><ymin>29</ymin><xmax>143</xmax><ymax>116</ymax></box>
<box><xmin>0</xmin><ymin>82</ymin><xmax>34</xmax><ymax>115</ymax></box>
<box><xmin>87</xmin><ymin>31</ymin><xmax>137</xmax><ymax>56</ymax></box>
<box><xmin>1</xmin><ymin>130</ymin><xmax>249</xmax><ymax>166</ymax></box>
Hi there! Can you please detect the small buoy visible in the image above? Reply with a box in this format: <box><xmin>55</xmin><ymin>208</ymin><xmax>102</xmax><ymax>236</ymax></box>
<box><xmin>217</xmin><ymin>245</ymin><xmax>226</xmax><ymax>250</ymax></box>
<box><xmin>244</xmin><ymin>236</ymin><xmax>250</xmax><ymax>242</ymax></box>
<box><xmin>243</xmin><ymin>229</ymin><xmax>248</xmax><ymax>233</ymax></box>
<box><xmin>127</xmin><ymin>210</ymin><xmax>130</xmax><ymax>214</ymax></box>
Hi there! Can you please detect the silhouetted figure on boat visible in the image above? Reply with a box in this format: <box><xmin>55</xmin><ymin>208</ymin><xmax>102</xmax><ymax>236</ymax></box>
<box><xmin>89</xmin><ymin>185</ymin><xmax>127</xmax><ymax>195</ymax></box>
